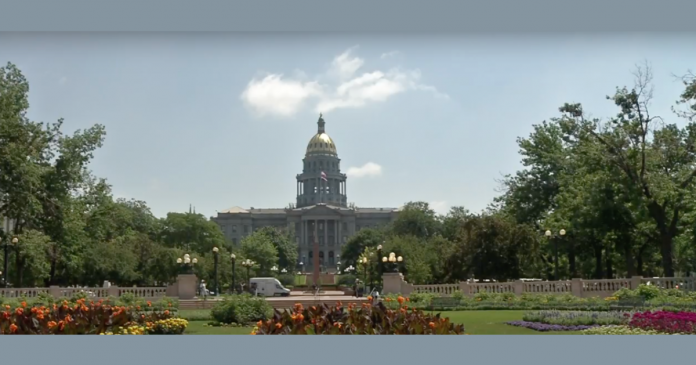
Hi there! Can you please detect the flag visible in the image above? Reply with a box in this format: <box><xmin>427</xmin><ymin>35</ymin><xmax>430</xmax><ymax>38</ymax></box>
<box><xmin>320</xmin><ymin>171</ymin><xmax>328</xmax><ymax>181</ymax></box>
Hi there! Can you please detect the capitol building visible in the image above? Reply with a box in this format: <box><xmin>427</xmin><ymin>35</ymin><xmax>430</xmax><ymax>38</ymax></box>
<box><xmin>211</xmin><ymin>115</ymin><xmax>400</xmax><ymax>270</ymax></box>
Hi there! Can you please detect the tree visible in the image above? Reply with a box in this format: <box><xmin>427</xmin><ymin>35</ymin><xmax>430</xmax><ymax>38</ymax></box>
<box><xmin>340</xmin><ymin>228</ymin><xmax>385</xmax><ymax>266</ymax></box>
<box><xmin>559</xmin><ymin>65</ymin><xmax>696</xmax><ymax>276</ymax></box>
<box><xmin>390</xmin><ymin>201</ymin><xmax>441</xmax><ymax>238</ymax></box>
<box><xmin>254</xmin><ymin>227</ymin><xmax>297</xmax><ymax>271</ymax></box>
<box><xmin>159</xmin><ymin>212</ymin><xmax>227</xmax><ymax>253</ymax></box>
<box><xmin>240</xmin><ymin>231</ymin><xmax>278</xmax><ymax>276</ymax></box>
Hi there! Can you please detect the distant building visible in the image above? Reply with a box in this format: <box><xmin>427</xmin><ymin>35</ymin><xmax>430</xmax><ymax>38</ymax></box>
<box><xmin>211</xmin><ymin>115</ymin><xmax>400</xmax><ymax>270</ymax></box>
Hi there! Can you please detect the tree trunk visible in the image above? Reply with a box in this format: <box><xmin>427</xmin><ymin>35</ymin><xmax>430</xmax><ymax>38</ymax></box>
<box><xmin>659</xmin><ymin>233</ymin><xmax>675</xmax><ymax>277</ymax></box>
<box><xmin>624</xmin><ymin>245</ymin><xmax>636</xmax><ymax>277</ymax></box>
<box><xmin>594</xmin><ymin>246</ymin><xmax>603</xmax><ymax>279</ymax></box>
<box><xmin>568</xmin><ymin>244</ymin><xmax>577</xmax><ymax>278</ymax></box>
<box><xmin>605</xmin><ymin>242</ymin><xmax>614</xmax><ymax>279</ymax></box>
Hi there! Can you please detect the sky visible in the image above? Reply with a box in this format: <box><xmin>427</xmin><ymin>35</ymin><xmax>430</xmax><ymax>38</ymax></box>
<box><xmin>1</xmin><ymin>33</ymin><xmax>695</xmax><ymax>218</ymax></box>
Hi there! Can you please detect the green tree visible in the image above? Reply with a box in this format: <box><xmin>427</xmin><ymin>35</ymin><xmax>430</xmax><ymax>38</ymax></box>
<box><xmin>340</xmin><ymin>228</ymin><xmax>385</xmax><ymax>267</ymax></box>
<box><xmin>240</xmin><ymin>232</ymin><xmax>278</xmax><ymax>276</ymax></box>
<box><xmin>390</xmin><ymin>201</ymin><xmax>441</xmax><ymax>239</ymax></box>
<box><xmin>255</xmin><ymin>227</ymin><xmax>297</xmax><ymax>271</ymax></box>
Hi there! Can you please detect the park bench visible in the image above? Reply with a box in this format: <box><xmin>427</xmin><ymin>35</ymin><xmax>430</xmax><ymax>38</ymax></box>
<box><xmin>429</xmin><ymin>297</ymin><xmax>461</xmax><ymax>310</ymax></box>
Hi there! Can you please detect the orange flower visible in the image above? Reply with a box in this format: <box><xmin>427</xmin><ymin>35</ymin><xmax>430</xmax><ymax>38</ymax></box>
<box><xmin>291</xmin><ymin>314</ymin><xmax>297</xmax><ymax>321</ymax></box>
<box><xmin>385</xmin><ymin>297</ymin><xmax>392</xmax><ymax>302</ymax></box>
<box><xmin>14</xmin><ymin>308</ymin><xmax>23</xmax><ymax>316</ymax></box>
<box><xmin>297</xmin><ymin>314</ymin><xmax>304</xmax><ymax>321</ymax></box>
<box><xmin>48</xmin><ymin>321</ymin><xmax>57</xmax><ymax>329</ymax></box>
<box><xmin>397</xmin><ymin>296</ymin><xmax>405</xmax><ymax>304</ymax></box>
<box><xmin>168</xmin><ymin>303</ymin><xmax>172</xmax><ymax>307</ymax></box>
<box><xmin>428</xmin><ymin>322</ymin><xmax>436</xmax><ymax>329</ymax></box>
<box><xmin>405</xmin><ymin>297</ymin><xmax>410</xmax><ymax>302</ymax></box>
<box><xmin>147</xmin><ymin>301</ymin><xmax>152</xmax><ymax>307</ymax></box>
<box><xmin>21</xmin><ymin>301</ymin><xmax>27</xmax><ymax>308</ymax></box>
<box><xmin>30</xmin><ymin>307</ymin><xmax>38</xmax><ymax>314</ymax></box>
<box><xmin>367</xmin><ymin>295</ymin><xmax>373</xmax><ymax>301</ymax></box>
<box><xmin>65</xmin><ymin>314</ymin><xmax>73</xmax><ymax>323</ymax></box>
<box><xmin>4</xmin><ymin>305</ymin><xmax>10</xmax><ymax>310</ymax></box>
<box><xmin>275</xmin><ymin>323</ymin><xmax>282</xmax><ymax>329</ymax></box>
<box><xmin>141</xmin><ymin>314</ymin><xmax>146</xmax><ymax>319</ymax></box>
<box><xmin>336</xmin><ymin>301</ymin><xmax>343</xmax><ymax>307</ymax></box>
<box><xmin>9</xmin><ymin>324</ymin><xmax>18</xmax><ymax>333</ymax></box>
<box><xmin>58</xmin><ymin>320</ymin><xmax>65</xmax><ymax>330</ymax></box>
<box><xmin>311</xmin><ymin>306</ymin><xmax>316</xmax><ymax>311</ymax></box>
<box><xmin>257</xmin><ymin>320</ymin><xmax>264</xmax><ymax>327</ymax></box>
<box><xmin>81</xmin><ymin>305</ymin><xmax>89</xmax><ymax>312</ymax></box>
<box><xmin>36</xmin><ymin>313</ymin><xmax>45</xmax><ymax>320</ymax></box>
<box><xmin>2</xmin><ymin>311</ymin><xmax>10</xmax><ymax>319</ymax></box>
<box><xmin>136</xmin><ymin>306</ymin><xmax>141</xmax><ymax>310</ymax></box>
<box><xmin>164</xmin><ymin>310</ymin><xmax>170</xmax><ymax>316</ymax></box>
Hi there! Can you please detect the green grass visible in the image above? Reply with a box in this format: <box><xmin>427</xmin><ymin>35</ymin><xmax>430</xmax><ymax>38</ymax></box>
<box><xmin>180</xmin><ymin>309</ymin><xmax>580</xmax><ymax>335</ymax></box>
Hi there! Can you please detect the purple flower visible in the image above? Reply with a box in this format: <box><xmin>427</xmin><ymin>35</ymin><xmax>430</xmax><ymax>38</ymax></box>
<box><xmin>506</xmin><ymin>321</ymin><xmax>600</xmax><ymax>332</ymax></box>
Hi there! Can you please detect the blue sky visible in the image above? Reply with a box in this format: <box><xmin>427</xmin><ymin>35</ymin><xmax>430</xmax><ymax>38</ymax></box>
<box><xmin>1</xmin><ymin>33</ymin><xmax>694</xmax><ymax>218</ymax></box>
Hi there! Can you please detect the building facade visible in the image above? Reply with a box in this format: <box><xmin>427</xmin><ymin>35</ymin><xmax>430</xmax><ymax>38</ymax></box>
<box><xmin>211</xmin><ymin>115</ymin><xmax>399</xmax><ymax>270</ymax></box>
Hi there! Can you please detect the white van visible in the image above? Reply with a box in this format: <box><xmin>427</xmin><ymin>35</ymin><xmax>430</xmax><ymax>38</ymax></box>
<box><xmin>249</xmin><ymin>277</ymin><xmax>291</xmax><ymax>297</ymax></box>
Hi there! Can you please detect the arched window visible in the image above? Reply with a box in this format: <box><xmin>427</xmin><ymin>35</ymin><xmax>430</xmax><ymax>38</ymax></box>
<box><xmin>328</xmin><ymin>251</ymin><xmax>335</xmax><ymax>265</ymax></box>
<box><xmin>318</xmin><ymin>251</ymin><xmax>325</xmax><ymax>265</ymax></box>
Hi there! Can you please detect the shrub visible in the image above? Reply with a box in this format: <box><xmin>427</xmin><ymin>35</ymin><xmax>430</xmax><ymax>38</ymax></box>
<box><xmin>0</xmin><ymin>298</ymin><xmax>176</xmax><ymax>334</ymax></box>
<box><xmin>253</xmin><ymin>300</ymin><xmax>465</xmax><ymax>335</ymax></box>
<box><xmin>522</xmin><ymin>310</ymin><xmax>630</xmax><ymax>326</ymax></box>
<box><xmin>210</xmin><ymin>294</ymin><xmax>273</xmax><ymax>325</ymax></box>
<box><xmin>146</xmin><ymin>318</ymin><xmax>188</xmax><ymax>334</ymax></box>
<box><xmin>582</xmin><ymin>325</ymin><xmax>668</xmax><ymax>335</ymax></box>
<box><xmin>337</xmin><ymin>274</ymin><xmax>357</xmax><ymax>287</ymax></box>
<box><xmin>506</xmin><ymin>321</ymin><xmax>598</xmax><ymax>332</ymax></box>
<box><xmin>277</xmin><ymin>274</ymin><xmax>295</xmax><ymax>287</ymax></box>
<box><xmin>628</xmin><ymin>310</ymin><xmax>696</xmax><ymax>334</ymax></box>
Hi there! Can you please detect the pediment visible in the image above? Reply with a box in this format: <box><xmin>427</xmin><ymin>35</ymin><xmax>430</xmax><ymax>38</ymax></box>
<box><xmin>295</xmin><ymin>204</ymin><xmax>343</xmax><ymax>216</ymax></box>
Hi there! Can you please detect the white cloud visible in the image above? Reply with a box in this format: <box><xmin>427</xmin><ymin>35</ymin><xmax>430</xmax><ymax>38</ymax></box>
<box><xmin>330</xmin><ymin>48</ymin><xmax>364</xmax><ymax>80</ymax></box>
<box><xmin>429</xmin><ymin>201</ymin><xmax>449</xmax><ymax>216</ymax></box>
<box><xmin>346</xmin><ymin>162</ymin><xmax>383</xmax><ymax>178</ymax></box>
<box><xmin>380</xmin><ymin>51</ymin><xmax>400</xmax><ymax>59</ymax></box>
<box><xmin>240</xmin><ymin>47</ymin><xmax>448</xmax><ymax>118</ymax></box>
<box><xmin>240</xmin><ymin>75</ymin><xmax>323</xmax><ymax>117</ymax></box>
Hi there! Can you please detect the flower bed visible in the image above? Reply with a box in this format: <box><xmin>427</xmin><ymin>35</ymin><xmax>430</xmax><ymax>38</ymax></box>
<box><xmin>253</xmin><ymin>298</ymin><xmax>465</xmax><ymax>335</ymax></box>
<box><xmin>522</xmin><ymin>310</ymin><xmax>630</xmax><ymax>326</ymax></box>
<box><xmin>505</xmin><ymin>320</ymin><xmax>599</xmax><ymax>332</ymax></box>
<box><xmin>0</xmin><ymin>298</ymin><xmax>182</xmax><ymax>335</ymax></box>
<box><xmin>628</xmin><ymin>310</ymin><xmax>696</xmax><ymax>334</ymax></box>
<box><xmin>581</xmin><ymin>325</ymin><xmax>673</xmax><ymax>335</ymax></box>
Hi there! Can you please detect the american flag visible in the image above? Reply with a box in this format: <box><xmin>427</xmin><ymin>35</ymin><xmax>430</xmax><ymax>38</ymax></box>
<box><xmin>320</xmin><ymin>171</ymin><xmax>327</xmax><ymax>181</ymax></box>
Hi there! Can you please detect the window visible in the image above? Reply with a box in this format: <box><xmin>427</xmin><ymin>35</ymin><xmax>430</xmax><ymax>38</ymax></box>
<box><xmin>319</xmin><ymin>223</ymin><xmax>323</xmax><ymax>230</ymax></box>
<box><xmin>232</xmin><ymin>225</ymin><xmax>237</xmax><ymax>233</ymax></box>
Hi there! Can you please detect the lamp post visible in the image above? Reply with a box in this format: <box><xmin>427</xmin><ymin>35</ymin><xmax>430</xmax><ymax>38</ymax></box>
<box><xmin>1</xmin><ymin>237</ymin><xmax>18</xmax><ymax>288</ymax></box>
<box><xmin>359</xmin><ymin>257</ymin><xmax>369</xmax><ymax>288</ymax></box>
<box><xmin>242</xmin><ymin>259</ymin><xmax>254</xmax><ymax>287</ymax></box>
<box><xmin>230</xmin><ymin>253</ymin><xmax>236</xmax><ymax>294</ymax></box>
<box><xmin>299</xmin><ymin>261</ymin><xmax>304</xmax><ymax>274</ymax></box>
<box><xmin>384</xmin><ymin>252</ymin><xmax>404</xmax><ymax>273</ymax></box>
<box><xmin>377</xmin><ymin>243</ymin><xmax>383</xmax><ymax>277</ymax></box>
<box><xmin>212</xmin><ymin>247</ymin><xmax>220</xmax><ymax>296</ymax></box>
<box><xmin>281</xmin><ymin>268</ymin><xmax>287</xmax><ymax>274</ymax></box>
<box><xmin>271</xmin><ymin>265</ymin><xmax>279</xmax><ymax>275</ymax></box>
<box><xmin>336</xmin><ymin>261</ymin><xmax>341</xmax><ymax>274</ymax></box>
<box><xmin>176</xmin><ymin>253</ymin><xmax>197</xmax><ymax>275</ymax></box>
<box><xmin>545</xmin><ymin>229</ymin><xmax>566</xmax><ymax>281</ymax></box>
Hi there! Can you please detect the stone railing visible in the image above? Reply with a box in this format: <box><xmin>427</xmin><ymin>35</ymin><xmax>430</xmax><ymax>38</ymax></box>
<box><xmin>382</xmin><ymin>274</ymin><xmax>696</xmax><ymax>298</ymax></box>
<box><xmin>0</xmin><ymin>285</ymin><xmax>170</xmax><ymax>300</ymax></box>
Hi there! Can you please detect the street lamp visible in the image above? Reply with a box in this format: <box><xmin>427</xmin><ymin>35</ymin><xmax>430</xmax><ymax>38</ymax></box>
<box><xmin>176</xmin><ymin>253</ymin><xmax>197</xmax><ymax>275</ymax></box>
<box><xmin>545</xmin><ymin>229</ymin><xmax>566</xmax><ymax>281</ymax></box>
<box><xmin>1</xmin><ymin>237</ymin><xmax>18</xmax><ymax>288</ymax></box>
<box><xmin>336</xmin><ymin>261</ymin><xmax>341</xmax><ymax>273</ymax></box>
<box><xmin>230</xmin><ymin>253</ymin><xmax>236</xmax><ymax>294</ymax></box>
<box><xmin>299</xmin><ymin>261</ymin><xmax>304</xmax><ymax>274</ymax></box>
<box><xmin>377</xmin><ymin>244</ymin><xmax>384</xmax><ymax>277</ymax></box>
<box><xmin>359</xmin><ymin>257</ymin><xmax>369</xmax><ymax>288</ymax></box>
<box><xmin>242</xmin><ymin>259</ymin><xmax>254</xmax><ymax>287</ymax></box>
<box><xmin>281</xmin><ymin>268</ymin><xmax>287</xmax><ymax>274</ymax></box>
<box><xmin>212</xmin><ymin>247</ymin><xmax>220</xmax><ymax>296</ymax></box>
<box><xmin>385</xmin><ymin>252</ymin><xmax>403</xmax><ymax>273</ymax></box>
<box><xmin>271</xmin><ymin>265</ymin><xmax>279</xmax><ymax>275</ymax></box>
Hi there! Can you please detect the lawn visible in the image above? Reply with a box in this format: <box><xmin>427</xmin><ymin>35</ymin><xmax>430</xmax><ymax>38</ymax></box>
<box><xmin>180</xmin><ymin>309</ymin><xmax>580</xmax><ymax>335</ymax></box>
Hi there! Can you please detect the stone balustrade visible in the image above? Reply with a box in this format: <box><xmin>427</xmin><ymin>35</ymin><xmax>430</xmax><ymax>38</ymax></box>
<box><xmin>382</xmin><ymin>273</ymin><xmax>696</xmax><ymax>298</ymax></box>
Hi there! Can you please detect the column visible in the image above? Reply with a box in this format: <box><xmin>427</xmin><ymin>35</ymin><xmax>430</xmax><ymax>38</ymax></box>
<box><xmin>324</xmin><ymin>219</ymin><xmax>328</xmax><ymax>248</ymax></box>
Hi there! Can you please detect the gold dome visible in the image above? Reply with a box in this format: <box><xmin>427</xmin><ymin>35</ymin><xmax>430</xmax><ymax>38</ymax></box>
<box><xmin>306</xmin><ymin>133</ymin><xmax>337</xmax><ymax>156</ymax></box>
<box><xmin>305</xmin><ymin>113</ymin><xmax>337</xmax><ymax>156</ymax></box>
